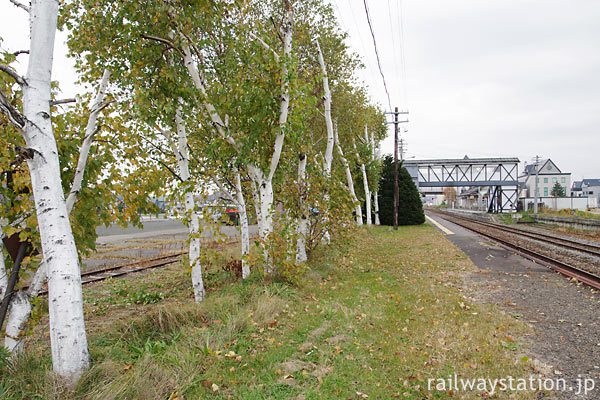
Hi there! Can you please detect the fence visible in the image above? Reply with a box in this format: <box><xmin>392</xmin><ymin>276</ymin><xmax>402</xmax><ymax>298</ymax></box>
<box><xmin>520</xmin><ymin>196</ymin><xmax>597</xmax><ymax>212</ymax></box>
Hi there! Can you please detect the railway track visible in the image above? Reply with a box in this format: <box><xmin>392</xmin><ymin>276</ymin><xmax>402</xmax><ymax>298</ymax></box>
<box><xmin>429</xmin><ymin>210</ymin><xmax>600</xmax><ymax>290</ymax></box>
<box><xmin>27</xmin><ymin>237</ymin><xmax>250</xmax><ymax>295</ymax></box>
<box><xmin>31</xmin><ymin>252</ymin><xmax>186</xmax><ymax>296</ymax></box>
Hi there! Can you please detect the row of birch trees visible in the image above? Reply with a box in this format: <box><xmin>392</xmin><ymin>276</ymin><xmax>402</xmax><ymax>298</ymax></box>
<box><xmin>0</xmin><ymin>0</ymin><xmax>387</xmax><ymax>385</ymax></box>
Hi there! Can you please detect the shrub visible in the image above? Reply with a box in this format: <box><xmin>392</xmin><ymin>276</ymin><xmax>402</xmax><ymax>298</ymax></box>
<box><xmin>377</xmin><ymin>155</ymin><xmax>425</xmax><ymax>226</ymax></box>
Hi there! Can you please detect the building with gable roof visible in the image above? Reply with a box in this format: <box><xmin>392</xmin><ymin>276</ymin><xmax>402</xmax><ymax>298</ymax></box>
<box><xmin>572</xmin><ymin>179</ymin><xmax>600</xmax><ymax>203</ymax></box>
<box><xmin>519</xmin><ymin>158</ymin><xmax>571</xmax><ymax>198</ymax></box>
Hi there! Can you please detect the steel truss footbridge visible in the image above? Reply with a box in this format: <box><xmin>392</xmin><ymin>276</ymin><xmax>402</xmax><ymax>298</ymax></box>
<box><xmin>403</xmin><ymin>157</ymin><xmax>520</xmax><ymax>213</ymax></box>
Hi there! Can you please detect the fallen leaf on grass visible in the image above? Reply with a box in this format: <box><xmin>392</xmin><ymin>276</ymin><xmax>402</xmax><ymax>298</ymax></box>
<box><xmin>356</xmin><ymin>392</ymin><xmax>369</xmax><ymax>398</ymax></box>
<box><xmin>167</xmin><ymin>392</ymin><xmax>181</xmax><ymax>400</ymax></box>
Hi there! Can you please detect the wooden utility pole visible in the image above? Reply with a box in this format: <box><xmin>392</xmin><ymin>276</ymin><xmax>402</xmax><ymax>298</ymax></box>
<box><xmin>393</xmin><ymin>107</ymin><xmax>399</xmax><ymax>230</ymax></box>
<box><xmin>533</xmin><ymin>155</ymin><xmax>541</xmax><ymax>214</ymax></box>
<box><xmin>385</xmin><ymin>108</ymin><xmax>409</xmax><ymax>231</ymax></box>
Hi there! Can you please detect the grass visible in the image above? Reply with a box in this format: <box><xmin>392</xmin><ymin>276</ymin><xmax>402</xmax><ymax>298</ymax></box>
<box><xmin>0</xmin><ymin>225</ymin><xmax>539</xmax><ymax>399</ymax></box>
<box><xmin>520</xmin><ymin>208</ymin><xmax>600</xmax><ymax>220</ymax></box>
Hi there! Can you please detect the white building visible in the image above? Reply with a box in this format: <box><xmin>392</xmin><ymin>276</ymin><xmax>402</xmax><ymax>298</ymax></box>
<box><xmin>519</xmin><ymin>159</ymin><xmax>571</xmax><ymax>198</ymax></box>
<box><xmin>572</xmin><ymin>179</ymin><xmax>600</xmax><ymax>204</ymax></box>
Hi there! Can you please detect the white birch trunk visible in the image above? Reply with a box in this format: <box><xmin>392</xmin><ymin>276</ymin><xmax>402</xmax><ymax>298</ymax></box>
<box><xmin>373</xmin><ymin>191</ymin><xmax>381</xmax><ymax>225</ymax></box>
<box><xmin>251</xmin><ymin>179</ymin><xmax>263</xmax><ymax>236</ymax></box>
<box><xmin>182</xmin><ymin>5</ymin><xmax>292</xmax><ymax>267</ymax></box>
<box><xmin>358</xmin><ymin>126</ymin><xmax>371</xmax><ymax>225</ymax></box>
<box><xmin>315</xmin><ymin>40</ymin><xmax>334</xmax><ymax>176</ymax></box>
<box><xmin>173</xmin><ymin>104</ymin><xmax>204</xmax><ymax>302</ymax></box>
<box><xmin>3</xmin><ymin>245</ymin><xmax>46</xmax><ymax>353</ymax></box>
<box><xmin>246</xmin><ymin>6</ymin><xmax>293</xmax><ymax>265</ymax></box>
<box><xmin>21</xmin><ymin>0</ymin><xmax>90</xmax><ymax>383</ymax></box>
<box><xmin>316</xmin><ymin>40</ymin><xmax>334</xmax><ymax>244</ymax></box>
<box><xmin>334</xmin><ymin>124</ymin><xmax>362</xmax><ymax>225</ymax></box>
<box><xmin>0</xmin><ymin>233</ymin><xmax>7</xmax><ymax>299</ymax></box>
<box><xmin>371</xmin><ymin>131</ymin><xmax>381</xmax><ymax>225</ymax></box>
<box><xmin>257</xmin><ymin>176</ymin><xmax>275</xmax><ymax>244</ymax></box>
<box><xmin>3</xmin><ymin>58</ymin><xmax>110</xmax><ymax>357</ymax></box>
<box><xmin>234</xmin><ymin>171</ymin><xmax>250</xmax><ymax>279</ymax></box>
<box><xmin>360</xmin><ymin>161</ymin><xmax>371</xmax><ymax>225</ymax></box>
<box><xmin>65</xmin><ymin>69</ymin><xmax>110</xmax><ymax>213</ymax></box>
<box><xmin>212</xmin><ymin>169</ymin><xmax>250</xmax><ymax>279</ymax></box>
<box><xmin>4</xmin><ymin>291</ymin><xmax>31</xmax><ymax>352</ymax></box>
<box><xmin>295</xmin><ymin>153</ymin><xmax>308</xmax><ymax>263</ymax></box>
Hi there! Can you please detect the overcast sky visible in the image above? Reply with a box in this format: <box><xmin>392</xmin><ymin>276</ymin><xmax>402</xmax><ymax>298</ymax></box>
<box><xmin>2</xmin><ymin>1</ymin><xmax>599</xmax><ymax>180</ymax></box>
<box><xmin>331</xmin><ymin>0</ymin><xmax>600</xmax><ymax>180</ymax></box>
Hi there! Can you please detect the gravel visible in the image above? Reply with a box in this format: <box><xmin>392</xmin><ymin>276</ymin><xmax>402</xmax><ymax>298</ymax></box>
<box><xmin>462</xmin><ymin>240</ymin><xmax>600</xmax><ymax>399</ymax></box>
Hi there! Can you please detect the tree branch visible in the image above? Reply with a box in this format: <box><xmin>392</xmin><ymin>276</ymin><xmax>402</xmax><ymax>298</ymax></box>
<box><xmin>0</xmin><ymin>64</ymin><xmax>26</xmax><ymax>86</ymax></box>
<box><xmin>50</xmin><ymin>98</ymin><xmax>76</xmax><ymax>106</ymax></box>
<box><xmin>66</xmin><ymin>69</ymin><xmax>111</xmax><ymax>213</ymax></box>
<box><xmin>249</xmin><ymin>32</ymin><xmax>279</xmax><ymax>61</ymax></box>
<box><xmin>12</xmin><ymin>50</ymin><xmax>29</xmax><ymax>57</ymax></box>
<box><xmin>8</xmin><ymin>0</ymin><xmax>30</xmax><ymax>13</ymax></box>
<box><xmin>0</xmin><ymin>90</ymin><xmax>25</xmax><ymax>131</ymax></box>
<box><xmin>152</xmin><ymin>157</ymin><xmax>183</xmax><ymax>182</ymax></box>
<box><xmin>140</xmin><ymin>34</ymin><xmax>185</xmax><ymax>58</ymax></box>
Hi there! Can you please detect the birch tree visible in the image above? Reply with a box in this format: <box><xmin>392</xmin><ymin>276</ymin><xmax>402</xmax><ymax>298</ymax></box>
<box><xmin>334</xmin><ymin>123</ymin><xmax>363</xmax><ymax>225</ymax></box>
<box><xmin>0</xmin><ymin>0</ymin><xmax>90</xmax><ymax>383</ymax></box>
<box><xmin>167</xmin><ymin>104</ymin><xmax>205</xmax><ymax>301</ymax></box>
<box><xmin>354</xmin><ymin>127</ymin><xmax>372</xmax><ymax>225</ymax></box>
<box><xmin>2</xmin><ymin>69</ymin><xmax>113</xmax><ymax>354</ymax></box>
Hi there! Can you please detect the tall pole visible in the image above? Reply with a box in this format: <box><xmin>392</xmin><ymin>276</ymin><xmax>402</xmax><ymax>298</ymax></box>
<box><xmin>394</xmin><ymin>107</ymin><xmax>399</xmax><ymax>230</ymax></box>
<box><xmin>533</xmin><ymin>155</ymin><xmax>540</xmax><ymax>213</ymax></box>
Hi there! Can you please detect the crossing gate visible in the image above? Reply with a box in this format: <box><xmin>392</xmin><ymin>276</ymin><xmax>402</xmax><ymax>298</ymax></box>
<box><xmin>403</xmin><ymin>157</ymin><xmax>520</xmax><ymax>213</ymax></box>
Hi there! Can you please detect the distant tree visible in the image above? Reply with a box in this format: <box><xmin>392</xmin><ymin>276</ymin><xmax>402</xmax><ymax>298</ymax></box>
<box><xmin>378</xmin><ymin>156</ymin><xmax>425</xmax><ymax>226</ymax></box>
<box><xmin>443</xmin><ymin>187</ymin><xmax>457</xmax><ymax>205</ymax></box>
<box><xmin>551</xmin><ymin>182</ymin><xmax>565</xmax><ymax>197</ymax></box>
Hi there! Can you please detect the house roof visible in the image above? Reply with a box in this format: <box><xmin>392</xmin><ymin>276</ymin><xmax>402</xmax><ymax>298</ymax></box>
<box><xmin>581</xmin><ymin>179</ymin><xmax>600</xmax><ymax>187</ymax></box>
<box><xmin>457</xmin><ymin>186</ymin><xmax>480</xmax><ymax>198</ymax></box>
<box><xmin>522</xmin><ymin>158</ymin><xmax>566</xmax><ymax>176</ymax></box>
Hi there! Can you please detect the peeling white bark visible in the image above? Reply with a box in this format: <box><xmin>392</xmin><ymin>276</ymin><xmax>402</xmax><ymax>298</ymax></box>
<box><xmin>181</xmin><ymin>43</ymin><xmax>238</xmax><ymax>150</ymax></box>
<box><xmin>213</xmin><ymin>170</ymin><xmax>250</xmax><ymax>278</ymax></box>
<box><xmin>295</xmin><ymin>153</ymin><xmax>308</xmax><ymax>264</ymax></box>
<box><xmin>315</xmin><ymin>40</ymin><xmax>334</xmax><ymax>244</ymax></box>
<box><xmin>4</xmin><ymin>291</ymin><xmax>31</xmax><ymax>352</ymax></box>
<box><xmin>21</xmin><ymin>0</ymin><xmax>90</xmax><ymax>383</ymax></box>
<box><xmin>243</xmin><ymin>7</ymin><xmax>293</xmax><ymax>265</ymax></box>
<box><xmin>65</xmin><ymin>69</ymin><xmax>111</xmax><ymax>213</ymax></box>
<box><xmin>3</xmin><ymin>248</ymin><xmax>46</xmax><ymax>353</ymax></box>
<box><xmin>315</xmin><ymin>40</ymin><xmax>334</xmax><ymax>176</ymax></box>
<box><xmin>357</xmin><ymin>126</ymin><xmax>371</xmax><ymax>225</ymax></box>
<box><xmin>334</xmin><ymin>123</ymin><xmax>362</xmax><ymax>225</ymax></box>
<box><xmin>234</xmin><ymin>171</ymin><xmax>250</xmax><ymax>279</ymax></box>
<box><xmin>4</xmin><ymin>69</ymin><xmax>113</xmax><ymax>353</ymax></box>
<box><xmin>172</xmin><ymin>104</ymin><xmax>204</xmax><ymax>302</ymax></box>
<box><xmin>251</xmin><ymin>179</ymin><xmax>263</xmax><ymax>236</ymax></box>
<box><xmin>0</xmin><ymin>234</ymin><xmax>7</xmax><ymax>299</ymax></box>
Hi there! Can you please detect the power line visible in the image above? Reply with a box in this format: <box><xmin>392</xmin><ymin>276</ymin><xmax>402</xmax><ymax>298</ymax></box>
<box><xmin>362</xmin><ymin>0</ymin><xmax>393</xmax><ymax>111</ymax></box>
<box><xmin>342</xmin><ymin>0</ymin><xmax>387</xmax><ymax>101</ymax></box>
<box><xmin>396</xmin><ymin>0</ymin><xmax>408</xmax><ymax>106</ymax></box>
<box><xmin>387</xmin><ymin>0</ymin><xmax>401</xmax><ymax>103</ymax></box>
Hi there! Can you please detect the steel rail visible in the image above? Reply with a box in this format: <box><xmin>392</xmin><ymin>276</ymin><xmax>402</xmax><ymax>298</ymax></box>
<box><xmin>430</xmin><ymin>210</ymin><xmax>600</xmax><ymax>257</ymax></box>
<box><xmin>429</xmin><ymin>211</ymin><xmax>600</xmax><ymax>290</ymax></box>
<box><xmin>32</xmin><ymin>252</ymin><xmax>186</xmax><ymax>296</ymax></box>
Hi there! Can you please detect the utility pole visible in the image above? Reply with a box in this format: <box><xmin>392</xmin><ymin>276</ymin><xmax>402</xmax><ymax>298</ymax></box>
<box><xmin>394</xmin><ymin>107</ymin><xmax>399</xmax><ymax>230</ymax></box>
<box><xmin>533</xmin><ymin>155</ymin><xmax>540</xmax><ymax>214</ymax></box>
<box><xmin>385</xmin><ymin>108</ymin><xmax>409</xmax><ymax>230</ymax></box>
